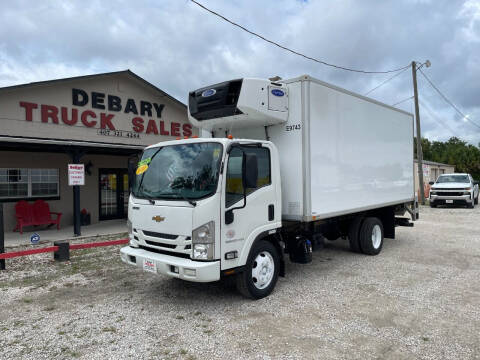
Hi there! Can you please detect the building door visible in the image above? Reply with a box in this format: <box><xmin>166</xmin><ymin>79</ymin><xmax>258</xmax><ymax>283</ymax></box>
<box><xmin>99</xmin><ymin>169</ymin><xmax>129</xmax><ymax>220</ymax></box>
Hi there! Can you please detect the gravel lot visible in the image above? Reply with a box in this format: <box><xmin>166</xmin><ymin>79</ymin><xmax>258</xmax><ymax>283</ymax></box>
<box><xmin>1</xmin><ymin>205</ymin><xmax>479</xmax><ymax>359</ymax></box>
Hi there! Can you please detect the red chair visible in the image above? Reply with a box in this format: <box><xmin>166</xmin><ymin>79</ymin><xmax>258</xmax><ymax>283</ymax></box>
<box><xmin>13</xmin><ymin>200</ymin><xmax>35</xmax><ymax>234</ymax></box>
<box><xmin>32</xmin><ymin>200</ymin><xmax>62</xmax><ymax>230</ymax></box>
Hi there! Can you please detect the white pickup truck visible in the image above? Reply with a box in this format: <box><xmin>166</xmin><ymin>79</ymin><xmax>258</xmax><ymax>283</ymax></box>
<box><xmin>429</xmin><ymin>173</ymin><xmax>479</xmax><ymax>208</ymax></box>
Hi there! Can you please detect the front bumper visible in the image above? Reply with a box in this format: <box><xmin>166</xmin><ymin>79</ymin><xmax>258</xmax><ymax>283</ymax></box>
<box><xmin>120</xmin><ymin>246</ymin><xmax>220</xmax><ymax>282</ymax></box>
<box><xmin>430</xmin><ymin>194</ymin><xmax>472</xmax><ymax>204</ymax></box>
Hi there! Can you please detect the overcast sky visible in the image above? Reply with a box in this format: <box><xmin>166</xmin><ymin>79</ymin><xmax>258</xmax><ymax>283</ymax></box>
<box><xmin>1</xmin><ymin>0</ymin><xmax>479</xmax><ymax>145</ymax></box>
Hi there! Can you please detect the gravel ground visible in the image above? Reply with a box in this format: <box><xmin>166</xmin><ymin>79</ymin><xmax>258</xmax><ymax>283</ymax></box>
<box><xmin>1</xmin><ymin>205</ymin><xmax>479</xmax><ymax>359</ymax></box>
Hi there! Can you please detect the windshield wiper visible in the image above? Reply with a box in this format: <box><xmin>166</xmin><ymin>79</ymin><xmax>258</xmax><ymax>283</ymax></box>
<box><xmin>154</xmin><ymin>191</ymin><xmax>197</xmax><ymax>207</ymax></box>
<box><xmin>143</xmin><ymin>194</ymin><xmax>156</xmax><ymax>205</ymax></box>
<box><xmin>175</xmin><ymin>190</ymin><xmax>197</xmax><ymax>207</ymax></box>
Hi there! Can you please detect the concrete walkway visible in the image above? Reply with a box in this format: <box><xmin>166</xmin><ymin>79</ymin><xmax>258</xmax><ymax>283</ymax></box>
<box><xmin>3</xmin><ymin>219</ymin><xmax>128</xmax><ymax>248</ymax></box>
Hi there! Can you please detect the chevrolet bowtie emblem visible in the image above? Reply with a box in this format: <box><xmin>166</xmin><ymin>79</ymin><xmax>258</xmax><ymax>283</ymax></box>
<box><xmin>152</xmin><ymin>216</ymin><xmax>165</xmax><ymax>222</ymax></box>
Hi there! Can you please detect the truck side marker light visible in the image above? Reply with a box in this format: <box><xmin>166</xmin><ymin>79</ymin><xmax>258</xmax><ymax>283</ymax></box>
<box><xmin>224</xmin><ymin>269</ymin><xmax>235</xmax><ymax>276</ymax></box>
<box><xmin>192</xmin><ymin>135</ymin><xmax>199</xmax><ymax>138</ymax></box>
<box><xmin>184</xmin><ymin>136</ymin><xmax>189</xmax><ymax>139</ymax></box>
<box><xmin>227</xmin><ymin>134</ymin><xmax>234</xmax><ymax>139</ymax></box>
<box><xmin>176</xmin><ymin>137</ymin><xmax>181</xmax><ymax>140</ymax></box>
<box><xmin>225</xmin><ymin>251</ymin><xmax>238</xmax><ymax>260</ymax></box>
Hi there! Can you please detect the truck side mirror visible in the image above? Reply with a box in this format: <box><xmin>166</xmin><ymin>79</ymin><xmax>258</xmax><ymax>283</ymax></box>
<box><xmin>243</xmin><ymin>153</ymin><xmax>258</xmax><ymax>189</ymax></box>
<box><xmin>429</xmin><ymin>181</ymin><xmax>434</xmax><ymax>185</ymax></box>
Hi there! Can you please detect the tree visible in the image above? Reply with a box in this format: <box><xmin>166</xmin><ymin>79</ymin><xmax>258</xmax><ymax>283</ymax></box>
<box><xmin>414</xmin><ymin>137</ymin><xmax>480</xmax><ymax>180</ymax></box>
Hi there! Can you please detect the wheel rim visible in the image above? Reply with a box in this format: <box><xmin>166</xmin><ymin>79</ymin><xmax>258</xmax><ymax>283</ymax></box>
<box><xmin>371</xmin><ymin>224</ymin><xmax>382</xmax><ymax>249</ymax></box>
<box><xmin>251</xmin><ymin>251</ymin><xmax>275</xmax><ymax>290</ymax></box>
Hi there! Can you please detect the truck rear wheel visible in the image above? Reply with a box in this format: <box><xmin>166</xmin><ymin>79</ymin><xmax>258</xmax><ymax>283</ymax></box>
<box><xmin>236</xmin><ymin>240</ymin><xmax>280</xmax><ymax>299</ymax></box>
<box><xmin>359</xmin><ymin>217</ymin><xmax>384</xmax><ymax>255</ymax></box>
<box><xmin>348</xmin><ymin>217</ymin><xmax>364</xmax><ymax>253</ymax></box>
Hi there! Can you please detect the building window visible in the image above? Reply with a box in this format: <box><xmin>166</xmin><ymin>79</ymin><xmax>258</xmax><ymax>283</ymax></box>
<box><xmin>0</xmin><ymin>168</ymin><xmax>59</xmax><ymax>200</ymax></box>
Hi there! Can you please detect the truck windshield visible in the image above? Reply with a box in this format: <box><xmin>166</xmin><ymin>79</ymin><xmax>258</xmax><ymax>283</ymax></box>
<box><xmin>133</xmin><ymin>142</ymin><xmax>223</xmax><ymax>201</ymax></box>
<box><xmin>436</xmin><ymin>175</ymin><xmax>469</xmax><ymax>183</ymax></box>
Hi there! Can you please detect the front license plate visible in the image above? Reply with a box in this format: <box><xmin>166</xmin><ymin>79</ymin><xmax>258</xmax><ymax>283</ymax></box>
<box><xmin>143</xmin><ymin>259</ymin><xmax>157</xmax><ymax>273</ymax></box>
<box><xmin>446</xmin><ymin>199</ymin><xmax>453</xmax><ymax>204</ymax></box>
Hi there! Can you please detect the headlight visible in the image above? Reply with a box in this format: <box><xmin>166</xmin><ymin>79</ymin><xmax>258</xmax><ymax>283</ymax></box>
<box><xmin>192</xmin><ymin>221</ymin><xmax>215</xmax><ymax>260</ymax></box>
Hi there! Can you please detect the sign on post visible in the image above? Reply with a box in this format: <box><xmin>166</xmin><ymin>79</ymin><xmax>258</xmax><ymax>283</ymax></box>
<box><xmin>68</xmin><ymin>164</ymin><xmax>85</xmax><ymax>186</ymax></box>
<box><xmin>30</xmin><ymin>233</ymin><xmax>40</xmax><ymax>244</ymax></box>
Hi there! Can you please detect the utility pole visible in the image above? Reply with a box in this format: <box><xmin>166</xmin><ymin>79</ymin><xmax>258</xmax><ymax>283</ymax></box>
<box><xmin>412</xmin><ymin>61</ymin><xmax>425</xmax><ymax>205</ymax></box>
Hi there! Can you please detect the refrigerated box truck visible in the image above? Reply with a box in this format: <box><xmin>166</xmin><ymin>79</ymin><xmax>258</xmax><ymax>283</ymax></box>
<box><xmin>120</xmin><ymin>75</ymin><xmax>418</xmax><ymax>299</ymax></box>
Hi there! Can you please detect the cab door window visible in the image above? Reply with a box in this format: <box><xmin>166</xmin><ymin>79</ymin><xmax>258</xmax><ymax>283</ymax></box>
<box><xmin>225</xmin><ymin>146</ymin><xmax>271</xmax><ymax>208</ymax></box>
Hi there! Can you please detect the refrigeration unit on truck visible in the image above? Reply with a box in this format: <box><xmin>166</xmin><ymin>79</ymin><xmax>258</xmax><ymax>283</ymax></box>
<box><xmin>120</xmin><ymin>75</ymin><xmax>418</xmax><ymax>299</ymax></box>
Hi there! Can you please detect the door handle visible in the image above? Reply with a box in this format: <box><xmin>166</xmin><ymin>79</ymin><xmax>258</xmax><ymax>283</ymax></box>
<box><xmin>268</xmin><ymin>204</ymin><xmax>274</xmax><ymax>221</ymax></box>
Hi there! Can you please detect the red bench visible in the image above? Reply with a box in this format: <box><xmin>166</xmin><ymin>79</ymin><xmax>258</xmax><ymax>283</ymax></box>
<box><xmin>13</xmin><ymin>200</ymin><xmax>62</xmax><ymax>234</ymax></box>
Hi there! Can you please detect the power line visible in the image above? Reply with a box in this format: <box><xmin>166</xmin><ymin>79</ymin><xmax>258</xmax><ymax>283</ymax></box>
<box><xmin>418</xmin><ymin>68</ymin><xmax>480</xmax><ymax>130</ymax></box>
<box><xmin>419</xmin><ymin>98</ymin><xmax>459</xmax><ymax>137</ymax></box>
<box><xmin>190</xmin><ymin>0</ymin><xmax>411</xmax><ymax>74</ymax></box>
<box><xmin>364</xmin><ymin>66</ymin><xmax>410</xmax><ymax>95</ymax></box>
<box><xmin>391</xmin><ymin>96</ymin><xmax>413</xmax><ymax>107</ymax></box>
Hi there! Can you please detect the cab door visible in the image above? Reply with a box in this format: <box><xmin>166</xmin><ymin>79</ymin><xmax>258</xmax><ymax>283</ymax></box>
<box><xmin>220</xmin><ymin>144</ymin><xmax>278</xmax><ymax>270</ymax></box>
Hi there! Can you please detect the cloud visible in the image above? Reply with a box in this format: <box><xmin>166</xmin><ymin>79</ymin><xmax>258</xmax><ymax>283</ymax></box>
<box><xmin>0</xmin><ymin>0</ymin><xmax>478</xmax><ymax>144</ymax></box>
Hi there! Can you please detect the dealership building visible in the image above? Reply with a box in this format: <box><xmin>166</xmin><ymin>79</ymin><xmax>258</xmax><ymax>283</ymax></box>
<box><xmin>0</xmin><ymin>70</ymin><xmax>196</xmax><ymax>235</ymax></box>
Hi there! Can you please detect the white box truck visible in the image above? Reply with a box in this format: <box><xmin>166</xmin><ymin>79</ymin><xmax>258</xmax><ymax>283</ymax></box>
<box><xmin>120</xmin><ymin>75</ymin><xmax>418</xmax><ymax>299</ymax></box>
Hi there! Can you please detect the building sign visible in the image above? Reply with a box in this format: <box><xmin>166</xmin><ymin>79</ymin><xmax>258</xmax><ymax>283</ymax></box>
<box><xmin>18</xmin><ymin>88</ymin><xmax>192</xmax><ymax>137</ymax></box>
<box><xmin>0</xmin><ymin>71</ymin><xmax>196</xmax><ymax>147</ymax></box>
<box><xmin>68</xmin><ymin>164</ymin><xmax>85</xmax><ymax>186</ymax></box>
<box><xmin>422</xmin><ymin>164</ymin><xmax>430</xmax><ymax>179</ymax></box>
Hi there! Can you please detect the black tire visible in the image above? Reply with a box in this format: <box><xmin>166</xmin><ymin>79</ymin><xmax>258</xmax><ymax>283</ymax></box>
<box><xmin>348</xmin><ymin>217</ymin><xmax>364</xmax><ymax>253</ymax></box>
<box><xmin>467</xmin><ymin>193</ymin><xmax>474</xmax><ymax>208</ymax></box>
<box><xmin>236</xmin><ymin>240</ymin><xmax>280</xmax><ymax>299</ymax></box>
<box><xmin>430</xmin><ymin>202</ymin><xmax>437</xmax><ymax>208</ymax></box>
<box><xmin>475</xmin><ymin>196</ymin><xmax>478</xmax><ymax>205</ymax></box>
<box><xmin>359</xmin><ymin>217</ymin><xmax>384</xmax><ymax>256</ymax></box>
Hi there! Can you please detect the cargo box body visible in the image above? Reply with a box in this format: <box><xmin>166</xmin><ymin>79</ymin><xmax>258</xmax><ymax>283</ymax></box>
<box><xmin>214</xmin><ymin>76</ymin><xmax>414</xmax><ymax>221</ymax></box>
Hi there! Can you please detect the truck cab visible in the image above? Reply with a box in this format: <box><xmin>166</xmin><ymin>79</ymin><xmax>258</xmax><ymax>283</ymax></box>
<box><xmin>121</xmin><ymin>137</ymin><xmax>283</xmax><ymax>297</ymax></box>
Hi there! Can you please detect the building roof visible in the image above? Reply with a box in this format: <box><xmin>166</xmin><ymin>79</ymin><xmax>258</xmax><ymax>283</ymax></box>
<box><xmin>414</xmin><ymin>159</ymin><xmax>454</xmax><ymax>167</ymax></box>
<box><xmin>0</xmin><ymin>69</ymin><xmax>186</xmax><ymax>109</ymax></box>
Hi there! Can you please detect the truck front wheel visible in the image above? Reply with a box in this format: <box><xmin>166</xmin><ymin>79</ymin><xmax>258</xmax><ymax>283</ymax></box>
<box><xmin>236</xmin><ymin>240</ymin><xmax>280</xmax><ymax>299</ymax></box>
<box><xmin>359</xmin><ymin>217</ymin><xmax>384</xmax><ymax>255</ymax></box>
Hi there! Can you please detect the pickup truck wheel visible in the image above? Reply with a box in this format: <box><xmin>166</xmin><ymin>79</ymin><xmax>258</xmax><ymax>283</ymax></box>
<box><xmin>359</xmin><ymin>217</ymin><xmax>384</xmax><ymax>255</ymax></box>
<box><xmin>467</xmin><ymin>197</ymin><xmax>474</xmax><ymax>209</ymax></box>
<box><xmin>236</xmin><ymin>240</ymin><xmax>280</xmax><ymax>299</ymax></box>
<box><xmin>475</xmin><ymin>196</ymin><xmax>478</xmax><ymax>205</ymax></box>
<box><xmin>348</xmin><ymin>217</ymin><xmax>364</xmax><ymax>253</ymax></box>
